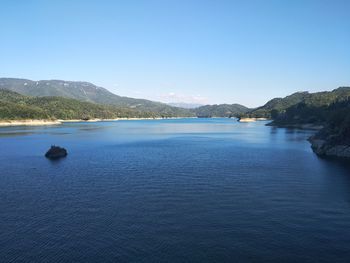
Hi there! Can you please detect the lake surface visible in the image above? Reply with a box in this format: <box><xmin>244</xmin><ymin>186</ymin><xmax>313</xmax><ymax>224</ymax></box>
<box><xmin>1</xmin><ymin>118</ymin><xmax>350</xmax><ymax>262</ymax></box>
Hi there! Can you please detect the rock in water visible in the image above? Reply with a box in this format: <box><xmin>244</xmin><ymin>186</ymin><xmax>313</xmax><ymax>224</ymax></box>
<box><xmin>45</xmin><ymin>146</ymin><xmax>68</xmax><ymax>159</ymax></box>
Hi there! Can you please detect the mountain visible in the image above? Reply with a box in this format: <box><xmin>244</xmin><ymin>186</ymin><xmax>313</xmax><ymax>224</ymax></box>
<box><xmin>243</xmin><ymin>92</ymin><xmax>309</xmax><ymax>118</ymax></box>
<box><xmin>0</xmin><ymin>78</ymin><xmax>194</xmax><ymax>117</ymax></box>
<box><xmin>0</xmin><ymin>78</ymin><xmax>252</xmax><ymax>118</ymax></box>
<box><xmin>268</xmin><ymin>87</ymin><xmax>350</xmax><ymax>125</ymax></box>
<box><xmin>245</xmin><ymin>87</ymin><xmax>350</xmax><ymax>119</ymax></box>
<box><xmin>193</xmin><ymin>104</ymin><xmax>250</xmax><ymax>118</ymax></box>
<box><xmin>0</xmin><ymin>89</ymin><xmax>157</xmax><ymax>120</ymax></box>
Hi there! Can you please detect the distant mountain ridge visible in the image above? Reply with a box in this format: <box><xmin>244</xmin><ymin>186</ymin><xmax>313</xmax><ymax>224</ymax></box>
<box><xmin>0</xmin><ymin>78</ymin><xmax>193</xmax><ymax>117</ymax></box>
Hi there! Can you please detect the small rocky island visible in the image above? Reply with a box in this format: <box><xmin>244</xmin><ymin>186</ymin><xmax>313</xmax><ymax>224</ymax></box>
<box><xmin>45</xmin><ymin>146</ymin><xmax>68</xmax><ymax>159</ymax></box>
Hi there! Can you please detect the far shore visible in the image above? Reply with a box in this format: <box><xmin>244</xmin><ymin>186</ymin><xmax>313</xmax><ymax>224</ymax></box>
<box><xmin>0</xmin><ymin>117</ymin><xmax>195</xmax><ymax>127</ymax></box>
<box><xmin>0</xmin><ymin>116</ymin><xmax>272</xmax><ymax>127</ymax></box>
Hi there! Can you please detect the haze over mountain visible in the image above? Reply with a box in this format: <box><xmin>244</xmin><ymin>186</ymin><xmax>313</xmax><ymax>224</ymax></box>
<box><xmin>167</xmin><ymin>102</ymin><xmax>204</xmax><ymax>109</ymax></box>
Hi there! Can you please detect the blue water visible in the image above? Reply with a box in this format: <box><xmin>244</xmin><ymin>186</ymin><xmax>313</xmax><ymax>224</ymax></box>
<box><xmin>0</xmin><ymin>118</ymin><xmax>350</xmax><ymax>262</ymax></box>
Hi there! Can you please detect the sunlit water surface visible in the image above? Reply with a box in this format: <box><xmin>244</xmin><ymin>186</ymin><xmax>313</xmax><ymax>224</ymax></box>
<box><xmin>0</xmin><ymin>118</ymin><xmax>350</xmax><ymax>262</ymax></box>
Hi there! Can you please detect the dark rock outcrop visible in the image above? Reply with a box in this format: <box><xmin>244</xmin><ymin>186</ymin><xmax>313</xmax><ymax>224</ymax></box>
<box><xmin>45</xmin><ymin>146</ymin><xmax>68</xmax><ymax>159</ymax></box>
<box><xmin>308</xmin><ymin>137</ymin><xmax>350</xmax><ymax>159</ymax></box>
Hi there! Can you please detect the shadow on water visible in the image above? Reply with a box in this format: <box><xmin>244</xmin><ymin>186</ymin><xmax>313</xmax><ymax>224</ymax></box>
<box><xmin>0</xmin><ymin>131</ymin><xmax>35</xmax><ymax>137</ymax></box>
<box><xmin>316</xmin><ymin>154</ymin><xmax>350</xmax><ymax>170</ymax></box>
<box><xmin>45</xmin><ymin>157</ymin><xmax>68</xmax><ymax>167</ymax></box>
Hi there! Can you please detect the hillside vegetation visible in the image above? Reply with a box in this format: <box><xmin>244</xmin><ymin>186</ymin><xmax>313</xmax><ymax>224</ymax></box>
<box><xmin>311</xmin><ymin>99</ymin><xmax>350</xmax><ymax>144</ymax></box>
<box><xmin>243</xmin><ymin>87</ymin><xmax>350</xmax><ymax>119</ymax></box>
<box><xmin>0</xmin><ymin>90</ymin><xmax>158</xmax><ymax>120</ymax></box>
<box><xmin>0</xmin><ymin>78</ymin><xmax>194</xmax><ymax>117</ymax></box>
<box><xmin>268</xmin><ymin>87</ymin><xmax>350</xmax><ymax>126</ymax></box>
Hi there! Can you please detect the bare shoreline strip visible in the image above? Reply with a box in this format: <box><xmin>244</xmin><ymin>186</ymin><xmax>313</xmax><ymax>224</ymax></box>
<box><xmin>0</xmin><ymin>120</ymin><xmax>62</xmax><ymax>127</ymax></box>
<box><xmin>0</xmin><ymin>117</ymin><xmax>194</xmax><ymax>127</ymax></box>
<box><xmin>238</xmin><ymin>117</ymin><xmax>268</xmax><ymax>122</ymax></box>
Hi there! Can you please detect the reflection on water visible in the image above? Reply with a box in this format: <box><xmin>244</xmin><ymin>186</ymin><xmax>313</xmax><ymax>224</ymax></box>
<box><xmin>0</xmin><ymin>131</ymin><xmax>35</xmax><ymax>137</ymax></box>
<box><xmin>0</xmin><ymin>118</ymin><xmax>349</xmax><ymax>262</ymax></box>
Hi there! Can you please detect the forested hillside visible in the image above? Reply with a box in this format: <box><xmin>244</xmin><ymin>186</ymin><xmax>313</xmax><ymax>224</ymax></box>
<box><xmin>243</xmin><ymin>87</ymin><xmax>350</xmax><ymax>119</ymax></box>
<box><xmin>0</xmin><ymin>90</ymin><xmax>157</xmax><ymax>120</ymax></box>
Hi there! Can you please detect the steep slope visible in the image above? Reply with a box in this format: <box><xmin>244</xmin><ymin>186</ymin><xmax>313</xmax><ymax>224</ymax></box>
<box><xmin>269</xmin><ymin>87</ymin><xmax>350</xmax><ymax>126</ymax></box>
<box><xmin>244</xmin><ymin>92</ymin><xmax>309</xmax><ymax>118</ymax></box>
<box><xmin>193</xmin><ymin>104</ymin><xmax>250</xmax><ymax>117</ymax></box>
<box><xmin>0</xmin><ymin>78</ymin><xmax>194</xmax><ymax>117</ymax></box>
<box><xmin>308</xmin><ymin>98</ymin><xmax>350</xmax><ymax>158</ymax></box>
<box><xmin>245</xmin><ymin>87</ymin><xmax>350</xmax><ymax>119</ymax></box>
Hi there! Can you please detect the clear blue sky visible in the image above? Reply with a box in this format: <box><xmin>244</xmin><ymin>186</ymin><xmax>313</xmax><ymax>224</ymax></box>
<box><xmin>1</xmin><ymin>0</ymin><xmax>349</xmax><ymax>107</ymax></box>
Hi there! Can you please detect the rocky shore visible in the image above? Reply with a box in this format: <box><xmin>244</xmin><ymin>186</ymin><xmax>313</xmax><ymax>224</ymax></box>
<box><xmin>267</xmin><ymin>120</ymin><xmax>350</xmax><ymax>159</ymax></box>
<box><xmin>308</xmin><ymin>137</ymin><xmax>350</xmax><ymax>159</ymax></box>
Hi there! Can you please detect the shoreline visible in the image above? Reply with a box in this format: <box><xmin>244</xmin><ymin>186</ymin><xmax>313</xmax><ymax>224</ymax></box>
<box><xmin>0</xmin><ymin>117</ymin><xmax>194</xmax><ymax>127</ymax></box>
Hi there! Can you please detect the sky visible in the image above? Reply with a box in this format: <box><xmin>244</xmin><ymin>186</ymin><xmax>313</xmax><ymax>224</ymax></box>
<box><xmin>1</xmin><ymin>0</ymin><xmax>349</xmax><ymax>107</ymax></box>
